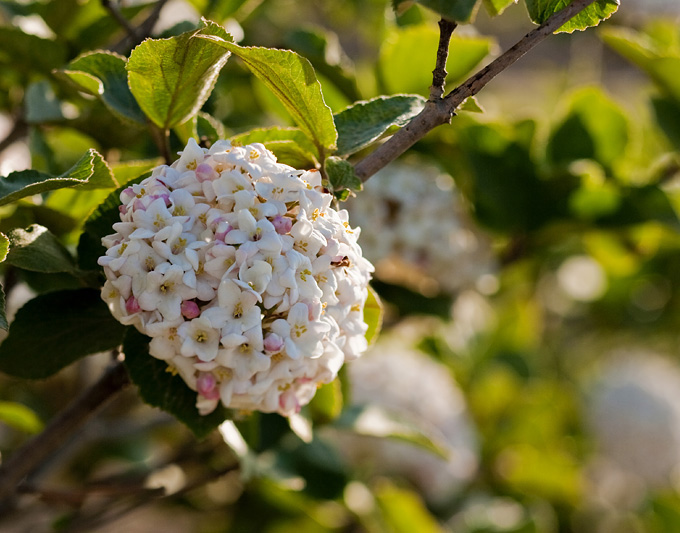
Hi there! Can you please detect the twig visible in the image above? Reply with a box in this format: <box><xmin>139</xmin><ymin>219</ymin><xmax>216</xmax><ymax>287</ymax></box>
<box><xmin>112</xmin><ymin>0</ymin><xmax>169</xmax><ymax>53</ymax></box>
<box><xmin>0</xmin><ymin>361</ymin><xmax>131</xmax><ymax>504</ymax></box>
<box><xmin>429</xmin><ymin>18</ymin><xmax>458</xmax><ymax>101</ymax></box>
<box><xmin>101</xmin><ymin>0</ymin><xmax>140</xmax><ymax>42</ymax></box>
<box><xmin>354</xmin><ymin>0</ymin><xmax>598</xmax><ymax>182</ymax></box>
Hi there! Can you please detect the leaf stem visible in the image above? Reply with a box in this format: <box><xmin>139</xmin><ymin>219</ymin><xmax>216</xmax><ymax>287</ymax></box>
<box><xmin>353</xmin><ymin>0</ymin><xmax>598</xmax><ymax>182</ymax></box>
<box><xmin>0</xmin><ymin>360</ymin><xmax>130</xmax><ymax>506</ymax></box>
<box><xmin>429</xmin><ymin>18</ymin><xmax>458</xmax><ymax>101</ymax></box>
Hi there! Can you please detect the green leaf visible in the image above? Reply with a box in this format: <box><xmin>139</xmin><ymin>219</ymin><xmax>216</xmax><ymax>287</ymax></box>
<box><xmin>326</xmin><ymin>156</ymin><xmax>362</xmax><ymax>195</ymax></box>
<box><xmin>0</xmin><ymin>284</ymin><xmax>7</xmax><ymax>332</ymax></box>
<box><xmin>5</xmin><ymin>225</ymin><xmax>76</xmax><ymax>273</ymax></box>
<box><xmin>307</xmin><ymin>379</ymin><xmax>343</xmax><ymax>424</ymax></box>
<box><xmin>652</xmin><ymin>96</ymin><xmax>680</xmax><ymax>150</ymax></box>
<box><xmin>547</xmin><ymin>87</ymin><xmax>629</xmax><ymax>172</ymax></box>
<box><xmin>364</xmin><ymin>285</ymin><xmax>383</xmax><ymax>346</ymax></box>
<box><xmin>375</xmin><ymin>484</ymin><xmax>444</xmax><ymax>533</ymax></box>
<box><xmin>199</xmin><ymin>35</ymin><xmax>338</xmax><ymax>155</ymax></box>
<box><xmin>0</xmin><ymin>401</ymin><xmax>44</xmax><ymax>434</ymax></box>
<box><xmin>334</xmin><ymin>95</ymin><xmax>426</xmax><ymax>156</ymax></box>
<box><xmin>0</xmin><ymin>232</ymin><xmax>7</xmax><ymax>263</ymax></box>
<box><xmin>602</xmin><ymin>27</ymin><xmax>680</xmax><ymax>104</ymax></box>
<box><xmin>25</xmin><ymin>80</ymin><xmax>67</xmax><ymax>124</ymax></box>
<box><xmin>483</xmin><ymin>0</ymin><xmax>517</xmax><ymax>16</ymax></box>
<box><xmin>111</xmin><ymin>158</ymin><xmax>163</xmax><ymax>186</ymax></box>
<box><xmin>525</xmin><ymin>0</ymin><xmax>619</xmax><ymax>33</ymax></box>
<box><xmin>127</xmin><ymin>21</ymin><xmax>232</xmax><ymax>129</ymax></box>
<box><xmin>57</xmin><ymin>50</ymin><xmax>146</xmax><ymax>124</ymax></box>
<box><xmin>232</xmin><ymin>126</ymin><xmax>318</xmax><ymax>157</ymax></box>
<box><xmin>0</xmin><ymin>289</ymin><xmax>127</xmax><ymax>379</ymax></box>
<box><xmin>334</xmin><ymin>405</ymin><xmax>450</xmax><ymax>459</ymax></box>
<box><xmin>0</xmin><ymin>149</ymin><xmax>115</xmax><ymax>207</ymax></box>
<box><xmin>459</xmin><ymin>95</ymin><xmax>485</xmax><ymax>113</ymax></box>
<box><xmin>0</xmin><ymin>26</ymin><xmax>66</xmax><ymax>74</ymax></box>
<box><xmin>394</xmin><ymin>0</ymin><xmax>480</xmax><ymax>23</ymax></box>
<box><xmin>123</xmin><ymin>328</ymin><xmax>232</xmax><ymax>439</ymax></box>
<box><xmin>379</xmin><ymin>26</ymin><xmax>493</xmax><ymax>96</ymax></box>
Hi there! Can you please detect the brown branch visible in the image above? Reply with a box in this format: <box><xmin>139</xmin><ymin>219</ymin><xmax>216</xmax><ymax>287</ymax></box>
<box><xmin>354</xmin><ymin>0</ymin><xmax>599</xmax><ymax>182</ymax></box>
<box><xmin>112</xmin><ymin>0</ymin><xmax>169</xmax><ymax>53</ymax></box>
<box><xmin>101</xmin><ymin>0</ymin><xmax>140</xmax><ymax>41</ymax></box>
<box><xmin>0</xmin><ymin>361</ymin><xmax>131</xmax><ymax>505</ymax></box>
<box><xmin>429</xmin><ymin>18</ymin><xmax>458</xmax><ymax>101</ymax></box>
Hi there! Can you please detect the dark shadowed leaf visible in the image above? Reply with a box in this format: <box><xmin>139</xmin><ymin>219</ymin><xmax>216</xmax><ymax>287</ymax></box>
<box><xmin>0</xmin><ymin>149</ymin><xmax>115</xmax><ymax>207</ymax></box>
<box><xmin>483</xmin><ymin>0</ymin><xmax>517</xmax><ymax>16</ymax></box>
<box><xmin>0</xmin><ymin>26</ymin><xmax>66</xmax><ymax>74</ymax></box>
<box><xmin>334</xmin><ymin>95</ymin><xmax>426</xmax><ymax>156</ymax></box>
<box><xmin>0</xmin><ymin>289</ymin><xmax>126</xmax><ymax>379</ymax></box>
<box><xmin>57</xmin><ymin>50</ymin><xmax>146</xmax><ymax>124</ymax></box>
<box><xmin>199</xmin><ymin>35</ymin><xmax>338</xmax><ymax>155</ymax></box>
<box><xmin>123</xmin><ymin>328</ymin><xmax>232</xmax><ymax>439</ymax></box>
<box><xmin>393</xmin><ymin>0</ymin><xmax>480</xmax><ymax>23</ymax></box>
<box><xmin>0</xmin><ymin>284</ymin><xmax>6</xmax><ymax>331</ymax></box>
<box><xmin>127</xmin><ymin>21</ymin><xmax>232</xmax><ymax>129</ymax></box>
<box><xmin>5</xmin><ymin>225</ymin><xmax>75</xmax><ymax>273</ymax></box>
<box><xmin>326</xmin><ymin>156</ymin><xmax>362</xmax><ymax>195</ymax></box>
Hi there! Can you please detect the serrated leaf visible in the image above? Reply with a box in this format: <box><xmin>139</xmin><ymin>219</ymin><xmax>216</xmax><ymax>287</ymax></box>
<box><xmin>380</xmin><ymin>27</ymin><xmax>494</xmax><ymax>96</ymax></box>
<box><xmin>200</xmin><ymin>35</ymin><xmax>337</xmax><ymax>155</ymax></box>
<box><xmin>231</xmin><ymin>126</ymin><xmax>319</xmax><ymax>166</ymax></box>
<box><xmin>58</xmin><ymin>50</ymin><xmax>146</xmax><ymax>124</ymax></box>
<box><xmin>394</xmin><ymin>0</ymin><xmax>480</xmax><ymax>22</ymax></box>
<box><xmin>326</xmin><ymin>156</ymin><xmax>362</xmax><ymax>194</ymax></box>
<box><xmin>0</xmin><ymin>232</ymin><xmax>7</xmax><ymax>263</ymax></box>
<box><xmin>0</xmin><ymin>285</ymin><xmax>7</xmax><ymax>331</ymax></box>
<box><xmin>0</xmin><ymin>149</ymin><xmax>114</xmax><ymax>207</ymax></box>
<box><xmin>0</xmin><ymin>26</ymin><xmax>66</xmax><ymax>74</ymax></box>
<box><xmin>334</xmin><ymin>405</ymin><xmax>450</xmax><ymax>459</ymax></box>
<box><xmin>127</xmin><ymin>21</ymin><xmax>232</xmax><ymax>129</ymax></box>
<box><xmin>0</xmin><ymin>401</ymin><xmax>44</xmax><ymax>434</ymax></box>
<box><xmin>459</xmin><ymin>95</ymin><xmax>485</xmax><ymax>113</ymax></box>
<box><xmin>483</xmin><ymin>0</ymin><xmax>517</xmax><ymax>16</ymax></box>
<box><xmin>5</xmin><ymin>225</ymin><xmax>75</xmax><ymax>273</ymax></box>
<box><xmin>364</xmin><ymin>285</ymin><xmax>383</xmax><ymax>346</ymax></box>
<box><xmin>122</xmin><ymin>328</ymin><xmax>232</xmax><ymax>439</ymax></box>
<box><xmin>334</xmin><ymin>95</ymin><xmax>426</xmax><ymax>156</ymax></box>
<box><xmin>525</xmin><ymin>0</ymin><xmax>619</xmax><ymax>33</ymax></box>
<box><xmin>0</xmin><ymin>289</ymin><xmax>127</xmax><ymax>379</ymax></box>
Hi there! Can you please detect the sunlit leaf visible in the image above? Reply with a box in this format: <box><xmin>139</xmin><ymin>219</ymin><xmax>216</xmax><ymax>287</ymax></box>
<box><xmin>308</xmin><ymin>379</ymin><xmax>343</xmax><ymax>423</ymax></box>
<box><xmin>0</xmin><ymin>289</ymin><xmax>126</xmax><ymax>379</ymax></box>
<box><xmin>459</xmin><ymin>95</ymin><xmax>485</xmax><ymax>113</ymax></box>
<box><xmin>123</xmin><ymin>328</ymin><xmax>232</xmax><ymax>439</ymax></box>
<box><xmin>363</xmin><ymin>285</ymin><xmax>383</xmax><ymax>346</ymax></box>
<box><xmin>0</xmin><ymin>232</ymin><xmax>7</xmax><ymax>263</ymax></box>
<box><xmin>127</xmin><ymin>21</ymin><xmax>232</xmax><ymax>129</ymax></box>
<box><xmin>375</xmin><ymin>483</ymin><xmax>444</xmax><ymax>533</ymax></box>
<box><xmin>483</xmin><ymin>0</ymin><xmax>517</xmax><ymax>16</ymax></box>
<box><xmin>380</xmin><ymin>26</ymin><xmax>494</xmax><ymax>96</ymax></box>
<box><xmin>334</xmin><ymin>95</ymin><xmax>426</xmax><ymax>156</ymax></box>
<box><xmin>200</xmin><ymin>35</ymin><xmax>338</xmax><ymax>155</ymax></box>
<box><xmin>525</xmin><ymin>0</ymin><xmax>619</xmax><ymax>33</ymax></box>
<box><xmin>231</xmin><ymin>126</ymin><xmax>319</xmax><ymax>166</ymax></box>
<box><xmin>0</xmin><ymin>401</ymin><xmax>44</xmax><ymax>434</ymax></box>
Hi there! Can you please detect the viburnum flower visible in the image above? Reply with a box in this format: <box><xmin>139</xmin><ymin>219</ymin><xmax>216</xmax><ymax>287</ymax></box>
<box><xmin>99</xmin><ymin>138</ymin><xmax>373</xmax><ymax>417</ymax></box>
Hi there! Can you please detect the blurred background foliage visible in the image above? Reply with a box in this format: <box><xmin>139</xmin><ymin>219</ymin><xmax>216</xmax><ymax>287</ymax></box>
<box><xmin>1</xmin><ymin>0</ymin><xmax>680</xmax><ymax>531</ymax></box>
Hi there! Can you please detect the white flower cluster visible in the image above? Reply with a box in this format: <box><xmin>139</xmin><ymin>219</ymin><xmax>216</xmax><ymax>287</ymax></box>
<box><xmin>99</xmin><ymin>139</ymin><xmax>373</xmax><ymax>416</ymax></box>
<box><xmin>327</xmin><ymin>322</ymin><xmax>478</xmax><ymax>505</ymax></box>
<box><xmin>345</xmin><ymin>162</ymin><xmax>494</xmax><ymax>295</ymax></box>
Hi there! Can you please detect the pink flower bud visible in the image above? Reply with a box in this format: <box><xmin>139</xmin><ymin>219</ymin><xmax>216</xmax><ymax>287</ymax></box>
<box><xmin>272</xmin><ymin>215</ymin><xmax>292</xmax><ymax>235</ymax></box>
<box><xmin>119</xmin><ymin>205</ymin><xmax>128</xmax><ymax>215</ymax></box>
<box><xmin>181</xmin><ymin>300</ymin><xmax>200</xmax><ymax>319</ymax></box>
<box><xmin>150</xmin><ymin>192</ymin><xmax>170</xmax><ymax>206</ymax></box>
<box><xmin>125</xmin><ymin>296</ymin><xmax>141</xmax><ymax>314</ymax></box>
<box><xmin>133</xmin><ymin>198</ymin><xmax>146</xmax><ymax>211</ymax></box>
<box><xmin>263</xmin><ymin>333</ymin><xmax>284</xmax><ymax>352</ymax></box>
<box><xmin>279</xmin><ymin>388</ymin><xmax>301</xmax><ymax>413</ymax></box>
<box><xmin>120</xmin><ymin>187</ymin><xmax>135</xmax><ymax>203</ymax></box>
<box><xmin>197</xmin><ymin>373</ymin><xmax>220</xmax><ymax>400</ymax></box>
<box><xmin>215</xmin><ymin>223</ymin><xmax>232</xmax><ymax>242</ymax></box>
<box><xmin>196</xmin><ymin>163</ymin><xmax>218</xmax><ymax>182</ymax></box>
<box><xmin>307</xmin><ymin>301</ymin><xmax>321</xmax><ymax>321</ymax></box>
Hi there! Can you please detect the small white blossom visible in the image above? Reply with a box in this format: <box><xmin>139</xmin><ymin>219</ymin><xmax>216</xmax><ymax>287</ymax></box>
<box><xmin>100</xmin><ymin>138</ymin><xmax>373</xmax><ymax>416</ymax></box>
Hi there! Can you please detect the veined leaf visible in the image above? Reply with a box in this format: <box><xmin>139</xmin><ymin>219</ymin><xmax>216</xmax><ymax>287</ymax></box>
<box><xmin>326</xmin><ymin>156</ymin><xmax>362</xmax><ymax>195</ymax></box>
<box><xmin>5</xmin><ymin>225</ymin><xmax>76</xmax><ymax>273</ymax></box>
<box><xmin>525</xmin><ymin>0</ymin><xmax>619</xmax><ymax>33</ymax></box>
<box><xmin>57</xmin><ymin>50</ymin><xmax>146</xmax><ymax>124</ymax></box>
<box><xmin>0</xmin><ymin>149</ymin><xmax>116</xmax><ymax>207</ymax></box>
<box><xmin>123</xmin><ymin>328</ymin><xmax>232</xmax><ymax>439</ymax></box>
<box><xmin>127</xmin><ymin>20</ymin><xmax>232</xmax><ymax>129</ymax></box>
<box><xmin>334</xmin><ymin>95</ymin><xmax>426</xmax><ymax>156</ymax></box>
<box><xmin>199</xmin><ymin>35</ymin><xmax>338</xmax><ymax>155</ymax></box>
<box><xmin>0</xmin><ymin>289</ymin><xmax>127</xmax><ymax>379</ymax></box>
